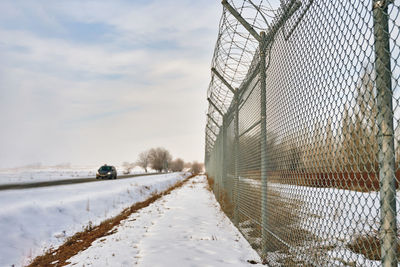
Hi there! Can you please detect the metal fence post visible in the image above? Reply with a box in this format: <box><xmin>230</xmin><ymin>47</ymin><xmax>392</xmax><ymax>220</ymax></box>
<box><xmin>260</xmin><ymin>31</ymin><xmax>268</xmax><ymax>258</ymax></box>
<box><xmin>234</xmin><ymin>91</ymin><xmax>240</xmax><ymax>225</ymax></box>
<box><xmin>217</xmin><ymin>136</ymin><xmax>221</xmax><ymax>200</ymax></box>
<box><xmin>373</xmin><ymin>1</ymin><xmax>398</xmax><ymax>266</ymax></box>
<box><xmin>222</xmin><ymin>115</ymin><xmax>227</xmax><ymax>196</ymax></box>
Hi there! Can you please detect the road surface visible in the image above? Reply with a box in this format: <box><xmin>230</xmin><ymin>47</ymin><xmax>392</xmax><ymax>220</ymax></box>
<box><xmin>0</xmin><ymin>172</ymin><xmax>167</xmax><ymax>191</ymax></box>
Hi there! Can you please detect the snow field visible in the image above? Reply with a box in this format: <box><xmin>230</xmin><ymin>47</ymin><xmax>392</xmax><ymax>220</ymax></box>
<box><xmin>240</xmin><ymin>179</ymin><xmax>400</xmax><ymax>266</ymax></box>
<box><xmin>0</xmin><ymin>172</ymin><xmax>190</xmax><ymax>267</ymax></box>
<box><xmin>66</xmin><ymin>175</ymin><xmax>261</xmax><ymax>266</ymax></box>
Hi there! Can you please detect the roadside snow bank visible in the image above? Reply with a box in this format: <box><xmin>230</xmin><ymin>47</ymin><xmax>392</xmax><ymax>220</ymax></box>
<box><xmin>66</xmin><ymin>175</ymin><xmax>261</xmax><ymax>266</ymax></box>
<box><xmin>0</xmin><ymin>172</ymin><xmax>190</xmax><ymax>267</ymax></box>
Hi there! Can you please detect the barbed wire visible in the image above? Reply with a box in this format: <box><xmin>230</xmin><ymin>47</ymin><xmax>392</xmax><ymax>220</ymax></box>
<box><xmin>205</xmin><ymin>0</ymin><xmax>400</xmax><ymax>265</ymax></box>
<box><xmin>206</xmin><ymin>0</ymin><xmax>280</xmax><ymax>154</ymax></box>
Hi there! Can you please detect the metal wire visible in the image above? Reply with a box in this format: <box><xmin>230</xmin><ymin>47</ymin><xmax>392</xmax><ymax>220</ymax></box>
<box><xmin>205</xmin><ymin>0</ymin><xmax>400</xmax><ymax>266</ymax></box>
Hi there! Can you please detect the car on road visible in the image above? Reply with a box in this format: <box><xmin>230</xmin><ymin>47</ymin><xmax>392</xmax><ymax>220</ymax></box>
<box><xmin>96</xmin><ymin>165</ymin><xmax>117</xmax><ymax>179</ymax></box>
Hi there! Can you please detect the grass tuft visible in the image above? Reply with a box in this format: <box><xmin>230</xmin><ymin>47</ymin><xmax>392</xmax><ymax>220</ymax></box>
<box><xmin>347</xmin><ymin>232</ymin><xmax>400</xmax><ymax>260</ymax></box>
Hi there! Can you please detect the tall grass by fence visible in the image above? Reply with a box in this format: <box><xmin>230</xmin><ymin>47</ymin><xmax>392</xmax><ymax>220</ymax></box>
<box><xmin>205</xmin><ymin>1</ymin><xmax>400</xmax><ymax>266</ymax></box>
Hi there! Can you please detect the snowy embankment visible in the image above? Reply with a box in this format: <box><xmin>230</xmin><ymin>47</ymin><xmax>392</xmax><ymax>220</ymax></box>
<box><xmin>0</xmin><ymin>172</ymin><xmax>190</xmax><ymax>267</ymax></box>
<box><xmin>66</xmin><ymin>175</ymin><xmax>261</xmax><ymax>266</ymax></box>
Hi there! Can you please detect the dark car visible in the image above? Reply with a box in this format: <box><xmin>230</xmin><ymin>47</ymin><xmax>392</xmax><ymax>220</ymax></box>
<box><xmin>96</xmin><ymin>165</ymin><xmax>117</xmax><ymax>179</ymax></box>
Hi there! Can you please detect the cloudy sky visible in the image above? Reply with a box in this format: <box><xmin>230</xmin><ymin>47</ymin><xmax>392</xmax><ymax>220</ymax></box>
<box><xmin>0</xmin><ymin>0</ymin><xmax>221</xmax><ymax>168</ymax></box>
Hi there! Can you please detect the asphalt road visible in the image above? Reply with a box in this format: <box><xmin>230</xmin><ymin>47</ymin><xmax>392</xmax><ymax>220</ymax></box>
<box><xmin>0</xmin><ymin>172</ymin><xmax>168</xmax><ymax>191</ymax></box>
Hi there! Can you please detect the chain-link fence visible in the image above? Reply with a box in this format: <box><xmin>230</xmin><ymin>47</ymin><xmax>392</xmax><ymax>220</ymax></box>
<box><xmin>205</xmin><ymin>0</ymin><xmax>400</xmax><ymax>266</ymax></box>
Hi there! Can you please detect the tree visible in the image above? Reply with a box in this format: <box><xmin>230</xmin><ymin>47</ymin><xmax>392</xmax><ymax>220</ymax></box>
<box><xmin>340</xmin><ymin>69</ymin><xmax>378</xmax><ymax>173</ymax></box>
<box><xmin>183</xmin><ymin>162</ymin><xmax>192</xmax><ymax>170</ymax></box>
<box><xmin>170</xmin><ymin>158</ymin><xmax>184</xmax><ymax>172</ymax></box>
<box><xmin>266</xmin><ymin>131</ymin><xmax>279</xmax><ymax>171</ymax></box>
<box><xmin>355</xmin><ymin>70</ymin><xmax>378</xmax><ymax>172</ymax></box>
<box><xmin>341</xmin><ymin>104</ymin><xmax>353</xmax><ymax>171</ymax></box>
<box><xmin>136</xmin><ymin>150</ymin><xmax>151</xmax><ymax>173</ymax></box>
<box><xmin>311</xmin><ymin>121</ymin><xmax>324</xmax><ymax>172</ymax></box>
<box><xmin>325</xmin><ymin>119</ymin><xmax>333</xmax><ymax>170</ymax></box>
<box><xmin>149</xmin><ymin>147</ymin><xmax>172</xmax><ymax>172</ymax></box>
<box><xmin>190</xmin><ymin>161</ymin><xmax>203</xmax><ymax>174</ymax></box>
<box><xmin>122</xmin><ymin>161</ymin><xmax>135</xmax><ymax>174</ymax></box>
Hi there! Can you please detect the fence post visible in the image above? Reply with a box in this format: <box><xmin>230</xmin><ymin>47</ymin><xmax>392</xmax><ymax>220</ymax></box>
<box><xmin>260</xmin><ymin>31</ymin><xmax>268</xmax><ymax>258</ymax></box>
<box><xmin>234</xmin><ymin>91</ymin><xmax>240</xmax><ymax>225</ymax></box>
<box><xmin>217</xmin><ymin>135</ymin><xmax>221</xmax><ymax>201</ymax></box>
<box><xmin>373</xmin><ymin>1</ymin><xmax>398</xmax><ymax>266</ymax></box>
<box><xmin>222</xmin><ymin>115</ymin><xmax>227</xmax><ymax>200</ymax></box>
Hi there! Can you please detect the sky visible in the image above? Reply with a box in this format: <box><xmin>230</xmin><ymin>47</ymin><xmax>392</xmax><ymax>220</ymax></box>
<box><xmin>0</xmin><ymin>0</ymin><xmax>221</xmax><ymax>168</ymax></box>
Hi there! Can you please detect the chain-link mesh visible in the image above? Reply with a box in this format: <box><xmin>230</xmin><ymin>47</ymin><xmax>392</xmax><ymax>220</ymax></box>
<box><xmin>205</xmin><ymin>0</ymin><xmax>400</xmax><ymax>266</ymax></box>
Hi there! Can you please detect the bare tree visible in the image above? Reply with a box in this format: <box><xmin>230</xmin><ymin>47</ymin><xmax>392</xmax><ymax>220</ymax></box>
<box><xmin>136</xmin><ymin>150</ymin><xmax>151</xmax><ymax>173</ymax></box>
<box><xmin>170</xmin><ymin>158</ymin><xmax>184</xmax><ymax>172</ymax></box>
<box><xmin>340</xmin><ymin>68</ymin><xmax>378</xmax><ymax>173</ymax></box>
<box><xmin>183</xmin><ymin>162</ymin><xmax>192</xmax><ymax>170</ymax></box>
<box><xmin>122</xmin><ymin>161</ymin><xmax>135</xmax><ymax>174</ymax></box>
<box><xmin>190</xmin><ymin>161</ymin><xmax>203</xmax><ymax>175</ymax></box>
<box><xmin>149</xmin><ymin>147</ymin><xmax>172</xmax><ymax>172</ymax></box>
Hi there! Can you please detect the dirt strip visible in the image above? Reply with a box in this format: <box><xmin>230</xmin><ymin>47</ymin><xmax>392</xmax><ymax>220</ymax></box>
<box><xmin>26</xmin><ymin>174</ymin><xmax>196</xmax><ymax>267</ymax></box>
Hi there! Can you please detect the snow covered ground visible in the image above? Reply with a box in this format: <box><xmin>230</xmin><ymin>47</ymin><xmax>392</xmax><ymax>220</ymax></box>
<box><xmin>0</xmin><ymin>165</ymin><xmax>97</xmax><ymax>185</ymax></box>
<box><xmin>0</xmin><ymin>165</ymin><xmax>150</xmax><ymax>185</ymax></box>
<box><xmin>273</xmin><ymin>182</ymin><xmax>400</xmax><ymax>266</ymax></box>
<box><xmin>239</xmin><ymin>178</ymin><xmax>400</xmax><ymax>266</ymax></box>
<box><xmin>65</xmin><ymin>175</ymin><xmax>261</xmax><ymax>266</ymax></box>
<box><xmin>0</xmin><ymin>172</ymin><xmax>190</xmax><ymax>267</ymax></box>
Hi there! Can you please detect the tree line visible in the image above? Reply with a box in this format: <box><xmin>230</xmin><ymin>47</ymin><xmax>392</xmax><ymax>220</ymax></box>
<box><xmin>122</xmin><ymin>147</ymin><xmax>203</xmax><ymax>174</ymax></box>
<box><xmin>267</xmin><ymin>68</ymin><xmax>381</xmax><ymax>174</ymax></box>
<box><xmin>239</xmin><ymin>67</ymin><xmax>400</xmax><ymax>176</ymax></box>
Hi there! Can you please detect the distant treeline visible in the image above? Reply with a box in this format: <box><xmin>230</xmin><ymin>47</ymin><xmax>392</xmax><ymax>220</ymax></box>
<box><xmin>123</xmin><ymin>147</ymin><xmax>203</xmax><ymax>175</ymax></box>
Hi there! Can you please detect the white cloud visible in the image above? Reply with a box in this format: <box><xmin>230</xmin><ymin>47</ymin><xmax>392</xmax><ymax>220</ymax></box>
<box><xmin>0</xmin><ymin>0</ymin><xmax>221</xmax><ymax>167</ymax></box>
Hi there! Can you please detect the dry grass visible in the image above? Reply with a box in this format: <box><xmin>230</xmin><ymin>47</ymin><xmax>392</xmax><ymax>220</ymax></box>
<box><xmin>205</xmin><ymin>174</ymin><xmax>214</xmax><ymax>191</ymax></box>
<box><xmin>219</xmin><ymin>188</ymin><xmax>234</xmax><ymax>219</ymax></box>
<box><xmin>27</xmin><ymin>174</ymin><xmax>195</xmax><ymax>267</ymax></box>
<box><xmin>347</xmin><ymin>232</ymin><xmax>400</xmax><ymax>261</ymax></box>
<box><xmin>265</xmin><ymin>188</ymin><xmax>315</xmax><ymax>252</ymax></box>
<box><xmin>233</xmin><ymin>178</ymin><xmax>317</xmax><ymax>265</ymax></box>
<box><xmin>205</xmin><ymin>174</ymin><xmax>233</xmax><ymax>218</ymax></box>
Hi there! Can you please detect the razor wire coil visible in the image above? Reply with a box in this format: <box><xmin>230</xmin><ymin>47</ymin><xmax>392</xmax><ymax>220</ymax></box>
<box><xmin>205</xmin><ymin>0</ymin><xmax>400</xmax><ymax>266</ymax></box>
